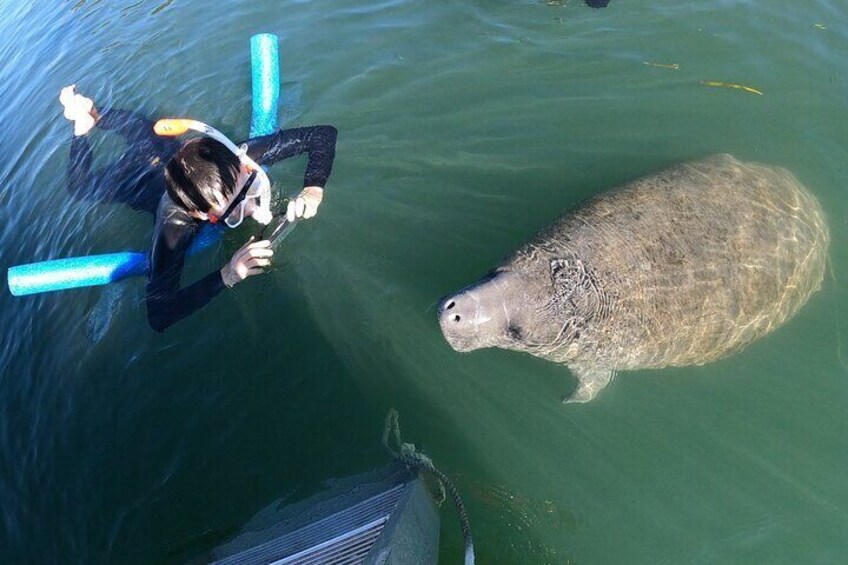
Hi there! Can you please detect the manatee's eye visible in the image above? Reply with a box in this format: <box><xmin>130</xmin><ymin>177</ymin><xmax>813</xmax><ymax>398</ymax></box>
<box><xmin>507</xmin><ymin>324</ymin><xmax>523</xmax><ymax>341</ymax></box>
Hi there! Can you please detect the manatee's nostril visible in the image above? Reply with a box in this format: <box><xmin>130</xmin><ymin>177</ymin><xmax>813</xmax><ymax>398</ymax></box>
<box><xmin>453</xmin><ymin>314</ymin><xmax>461</xmax><ymax>323</ymax></box>
<box><xmin>446</xmin><ymin>301</ymin><xmax>455</xmax><ymax>310</ymax></box>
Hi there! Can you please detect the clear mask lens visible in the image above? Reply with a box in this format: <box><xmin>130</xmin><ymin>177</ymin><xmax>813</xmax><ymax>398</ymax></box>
<box><xmin>222</xmin><ymin>172</ymin><xmax>268</xmax><ymax>228</ymax></box>
<box><xmin>224</xmin><ymin>200</ymin><xmax>248</xmax><ymax>228</ymax></box>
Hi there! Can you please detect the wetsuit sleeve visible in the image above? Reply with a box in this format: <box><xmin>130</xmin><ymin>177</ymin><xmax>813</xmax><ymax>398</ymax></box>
<box><xmin>95</xmin><ymin>109</ymin><xmax>157</xmax><ymax>145</ymax></box>
<box><xmin>67</xmin><ymin>135</ymin><xmax>109</xmax><ymax>202</ymax></box>
<box><xmin>146</xmin><ymin>220</ymin><xmax>226</xmax><ymax>332</ymax></box>
<box><xmin>66</xmin><ymin>108</ymin><xmax>158</xmax><ymax>203</ymax></box>
<box><xmin>244</xmin><ymin>125</ymin><xmax>338</xmax><ymax>187</ymax></box>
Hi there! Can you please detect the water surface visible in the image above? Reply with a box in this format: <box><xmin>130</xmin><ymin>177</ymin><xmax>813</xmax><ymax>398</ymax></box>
<box><xmin>1</xmin><ymin>0</ymin><xmax>847</xmax><ymax>562</ymax></box>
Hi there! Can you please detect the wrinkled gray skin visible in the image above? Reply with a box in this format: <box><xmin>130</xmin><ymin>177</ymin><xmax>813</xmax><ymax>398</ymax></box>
<box><xmin>438</xmin><ymin>155</ymin><xmax>829</xmax><ymax>403</ymax></box>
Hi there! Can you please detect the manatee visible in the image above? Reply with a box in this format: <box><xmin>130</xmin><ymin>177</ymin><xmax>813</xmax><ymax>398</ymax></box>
<box><xmin>438</xmin><ymin>154</ymin><xmax>829</xmax><ymax>403</ymax></box>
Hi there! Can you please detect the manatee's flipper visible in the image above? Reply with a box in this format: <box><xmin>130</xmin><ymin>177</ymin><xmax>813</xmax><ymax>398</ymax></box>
<box><xmin>585</xmin><ymin>0</ymin><xmax>610</xmax><ymax>8</ymax></box>
<box><xmin>564</xmin><ymin>366</ymin><xmax>614</xmax><ymax>404</ymax></box>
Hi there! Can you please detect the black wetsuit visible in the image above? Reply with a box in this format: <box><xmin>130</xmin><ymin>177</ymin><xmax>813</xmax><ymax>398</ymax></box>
<box><xmin>67</xmin><ymin>109</ymin><xmax>337</xmax><ymax>332</ymax></box>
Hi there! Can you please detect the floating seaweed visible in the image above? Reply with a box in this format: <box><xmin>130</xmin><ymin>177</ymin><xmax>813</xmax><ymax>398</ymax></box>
<box><xmin>643</xmin><ymin>61</ymin><xmax>680</xmax><ymax>70</ymax></box>
<box><xmin>701</xmin><ymin>80</ymin><xmax>763</xmax><ymax>95</ymax></box>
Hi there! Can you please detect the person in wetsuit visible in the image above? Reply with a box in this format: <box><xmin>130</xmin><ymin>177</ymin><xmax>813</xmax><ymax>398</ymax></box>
<box><xmin>59</xmin><ymin>85</ymin><xmax>337</xmax><ymax>332</ymax></box>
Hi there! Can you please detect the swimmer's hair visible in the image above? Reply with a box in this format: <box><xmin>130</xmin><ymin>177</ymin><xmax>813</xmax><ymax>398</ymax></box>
<box><xmin>164</xmin><ymin>138</ymin><xmax>241</xmax><ymax>212</ymax></box>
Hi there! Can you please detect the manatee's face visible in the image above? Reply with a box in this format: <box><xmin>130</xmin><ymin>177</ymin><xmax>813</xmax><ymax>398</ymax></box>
<box><xmin>438</xmin><ymin>265</ymin><xmax>570</xmax><ymax>354</ymax></box>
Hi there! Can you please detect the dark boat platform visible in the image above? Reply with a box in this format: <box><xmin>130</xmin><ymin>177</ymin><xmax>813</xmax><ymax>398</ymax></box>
<box><xmin>206</xmin><ymin>464</ymin><xmax>439</xmax><ymax>565</ymax></box>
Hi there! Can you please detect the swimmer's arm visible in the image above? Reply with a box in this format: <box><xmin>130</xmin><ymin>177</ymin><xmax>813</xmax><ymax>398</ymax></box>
<box><xmin>145</xmin><ymin>227</ymin><xmax>226</xmax><ymax>332</ymax></box>
<box><xmin>67</xmin><ymin>136</ymin><xmax>114</xmax><ymax>202</ymax></box>
<box><xmin>243</xmin><ymin>125</ymin><xmax>338</xmax><ymax>189</ymax></box>
<box><xmin>95</xmin><ymin>108</ymin><xmax>158</xmax><ymax>146</ymax></box>
<box><xmin>146</xmin><ymin>269</ymin><xmax>226</xmax><ymax>332</ymax></box>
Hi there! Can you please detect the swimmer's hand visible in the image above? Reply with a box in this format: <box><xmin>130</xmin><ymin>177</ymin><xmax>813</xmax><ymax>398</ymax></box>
<box><xmin>220</xmin><ymin>237</ymin><xmax>273</xmax><ymax>288</ymax></box>
<box><xmin>59</xmin><ymin>85</ymin><xmax>100</xmax><ymax>136</ymax></box>
<box><xmin>286</xmin><ymin>186</ymin><xmax>323</xmax><ymax>222</ymax></box>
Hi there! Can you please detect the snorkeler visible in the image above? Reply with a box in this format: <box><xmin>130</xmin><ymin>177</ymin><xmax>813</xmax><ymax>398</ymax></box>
<box><xmin>59</xmin><ymin>85</ymin><xmax>337</xmax><ymax>332</ymax></box>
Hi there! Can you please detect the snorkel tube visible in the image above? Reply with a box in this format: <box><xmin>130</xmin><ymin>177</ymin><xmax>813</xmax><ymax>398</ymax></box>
<box><xmin>7</xmin><ymin>33</ymin><xmax>281</xmax><ymax>297</ymax></box>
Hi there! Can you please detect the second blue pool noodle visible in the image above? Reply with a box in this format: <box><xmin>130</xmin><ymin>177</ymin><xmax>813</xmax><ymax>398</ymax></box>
<box><xmin>7</xmin><ymin>33</ymin><xmax>281</xmax><ymax>297</ymax></box>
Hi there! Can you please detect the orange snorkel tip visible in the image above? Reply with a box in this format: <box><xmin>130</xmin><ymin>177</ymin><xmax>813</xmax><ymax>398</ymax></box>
<box><xmin>154</xmin><ymin>119</ymin><xmax>194</xmax><ymax>136</ymax></box>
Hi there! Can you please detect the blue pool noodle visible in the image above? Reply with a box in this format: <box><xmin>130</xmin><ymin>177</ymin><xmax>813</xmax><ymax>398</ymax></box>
<box><xmin>7</xmin><ymin>34</ymin><xmax>280</xmax><ymax>297</ymax></box>
<box><xmin>7</xmin><ymin>253</ymin><xmax>149</xmax><ymax>296</ymax></box>
<box><xmin>250</xmin><ymin>33</ymin><xmax>280</xmax><ymax>138</ymax></box>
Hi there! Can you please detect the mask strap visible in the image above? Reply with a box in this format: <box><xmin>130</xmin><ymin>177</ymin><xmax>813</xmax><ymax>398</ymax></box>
<box><xmin>218</xmin><ymin>170</ymin><xmax>258</xmax><ymax>225</ymax></box>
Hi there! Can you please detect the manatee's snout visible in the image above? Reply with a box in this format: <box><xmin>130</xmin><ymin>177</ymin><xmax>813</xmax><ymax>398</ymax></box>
<box><xmin>438</xmin><ymin>290</ymin><xmax>485</xmax><ymax>352</ymax></box>
<box><xmin>438</xmin><ymin>272</ymin><xmax>515</xmax><ymax>353</ymax></box>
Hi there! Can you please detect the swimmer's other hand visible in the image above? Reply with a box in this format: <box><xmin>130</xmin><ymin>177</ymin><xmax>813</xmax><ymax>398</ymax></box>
<box><xmin>221</xmin><ymin>237</ymin><xmax>273</xmax><ymax>288</ymax></box>
<box><xmin>59</xmin><ymin>84</ymin><xmax>100</xmax><ymax>136</ymax></box>
<box><xmin>286</xmin><ymin>186</ymin><xmax>323</xmax><ymax>222</ymax></box>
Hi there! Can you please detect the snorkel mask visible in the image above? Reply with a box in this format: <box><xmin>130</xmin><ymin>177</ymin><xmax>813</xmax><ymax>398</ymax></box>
<box><xmin>154</xmin><ymin>119</ymin><xmax>273</xmax><ymax>227</ymax></box>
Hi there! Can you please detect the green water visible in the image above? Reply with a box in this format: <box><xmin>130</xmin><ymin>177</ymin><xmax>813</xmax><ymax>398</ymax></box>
<box><xmin>0</xmin><ymin>0</ymin><xmax>846</xmax><ymax>563</ymax></box>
